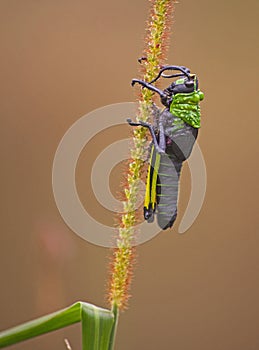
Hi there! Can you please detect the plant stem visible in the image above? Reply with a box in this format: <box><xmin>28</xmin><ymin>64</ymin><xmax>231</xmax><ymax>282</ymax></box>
<box><xmin>108</xmin><ymin>304</ymin><xmax>119</xmax><ymax>350</ymax></box>
<box><xmin>108</xmin><ymin>0</ymin><xmax>174</xmax><ymax>311</ymax></box>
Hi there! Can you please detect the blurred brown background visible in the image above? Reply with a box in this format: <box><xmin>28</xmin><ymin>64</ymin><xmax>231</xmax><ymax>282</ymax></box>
<box><xmin>0</xmin><ymin>0</ymin><xmax>259</xmax><ymax>349</ymax></box>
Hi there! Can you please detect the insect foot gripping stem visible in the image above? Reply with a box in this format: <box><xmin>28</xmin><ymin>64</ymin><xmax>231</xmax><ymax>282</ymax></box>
<box><xmin>126</xmin><ymin>119</ymin><xmax>165</xmax><ymax>155</ymax></box>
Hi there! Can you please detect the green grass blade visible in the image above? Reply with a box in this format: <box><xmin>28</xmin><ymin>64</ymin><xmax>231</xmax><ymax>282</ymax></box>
<box><xmin>0</xmin><ymin>302</ymin><xmax>81</xmax><ymax>348</ymax></box>
<box><xmin>81</xmin><ymin>303</ymin><xmax>114</xmax><ymax>350</ymax></box>
<box><xmin>0</xmin><ymin>302</ymin><xmax>114</xmax><ymax>349</ymax></box>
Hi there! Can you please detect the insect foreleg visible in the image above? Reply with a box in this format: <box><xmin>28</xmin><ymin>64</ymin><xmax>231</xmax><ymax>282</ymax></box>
<box><xmin>127</xmin><ymin>118</ymin><xmax>165</xmax><ymax>154</ymax></box>
<box><xmin>131</xmin><ymin>79</ymin><xmax>168</xmax><ymax>101</ymax></box>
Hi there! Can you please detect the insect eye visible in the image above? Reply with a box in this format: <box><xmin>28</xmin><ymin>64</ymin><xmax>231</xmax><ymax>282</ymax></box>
<box><xmin>185</xmin><ymin>80</ymin><xmax>194</xmax><ymax>88</ymax></box>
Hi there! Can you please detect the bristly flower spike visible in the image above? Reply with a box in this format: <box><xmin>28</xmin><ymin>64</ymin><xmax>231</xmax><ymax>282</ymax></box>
<box><xmin>109</xmin><ymin>0</ymin><xmax>174</xmax><ymax>311</ymax></box>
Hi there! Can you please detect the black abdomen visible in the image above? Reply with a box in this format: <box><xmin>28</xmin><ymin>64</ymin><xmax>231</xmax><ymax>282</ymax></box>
<box><xmin>156</xmin><ymin>154</ymin><xmax>182</xmax><ymax>230</ymax></box>
<box><xmin>156</xmin><ymin>119</ymin><xmax>198</xmax><ymax>230</ymax></box>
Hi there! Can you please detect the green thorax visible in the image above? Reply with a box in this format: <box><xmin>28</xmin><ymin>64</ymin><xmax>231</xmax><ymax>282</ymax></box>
<box><xmin>169</xmin><ymin>81</ymin><xmax>204</xmax><ymax>128</ymax></box>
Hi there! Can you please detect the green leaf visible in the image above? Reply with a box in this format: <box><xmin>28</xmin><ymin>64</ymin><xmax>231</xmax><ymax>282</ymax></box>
<box><xmin>81</xmin><ymin>303</ymin><xmax>114</xmax><ymax>350</ymax></box>
<box><xmin>0</xmin><ymin>301</ymin><xmax>114</xmax><ymax>350</ymax></box>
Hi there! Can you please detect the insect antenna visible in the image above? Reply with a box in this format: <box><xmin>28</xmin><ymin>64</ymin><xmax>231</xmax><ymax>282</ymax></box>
<box><xmin>149</xmin><ymin>65</ymin><xmax>191</xmax><ymax>84</ymax></box>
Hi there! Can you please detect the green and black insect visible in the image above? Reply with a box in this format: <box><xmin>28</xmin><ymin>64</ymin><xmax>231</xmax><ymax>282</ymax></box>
<box><xmin>127</xmin><ymin>65</ymin><xmax>204</xmax><ymax>230</ymax></box>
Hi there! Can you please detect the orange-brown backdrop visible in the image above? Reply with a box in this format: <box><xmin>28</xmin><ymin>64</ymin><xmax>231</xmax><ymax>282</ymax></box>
<box><xmin>0</xmin><ymin>1</ymin><xmax>258</xmax><ymax>349</ymax></box>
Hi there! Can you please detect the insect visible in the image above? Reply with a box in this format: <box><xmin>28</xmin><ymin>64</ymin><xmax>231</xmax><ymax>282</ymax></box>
<box><xmin>127</xmin><ymin>65</ymin><xmax>204</xmax><ymax>230</ymax></box>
